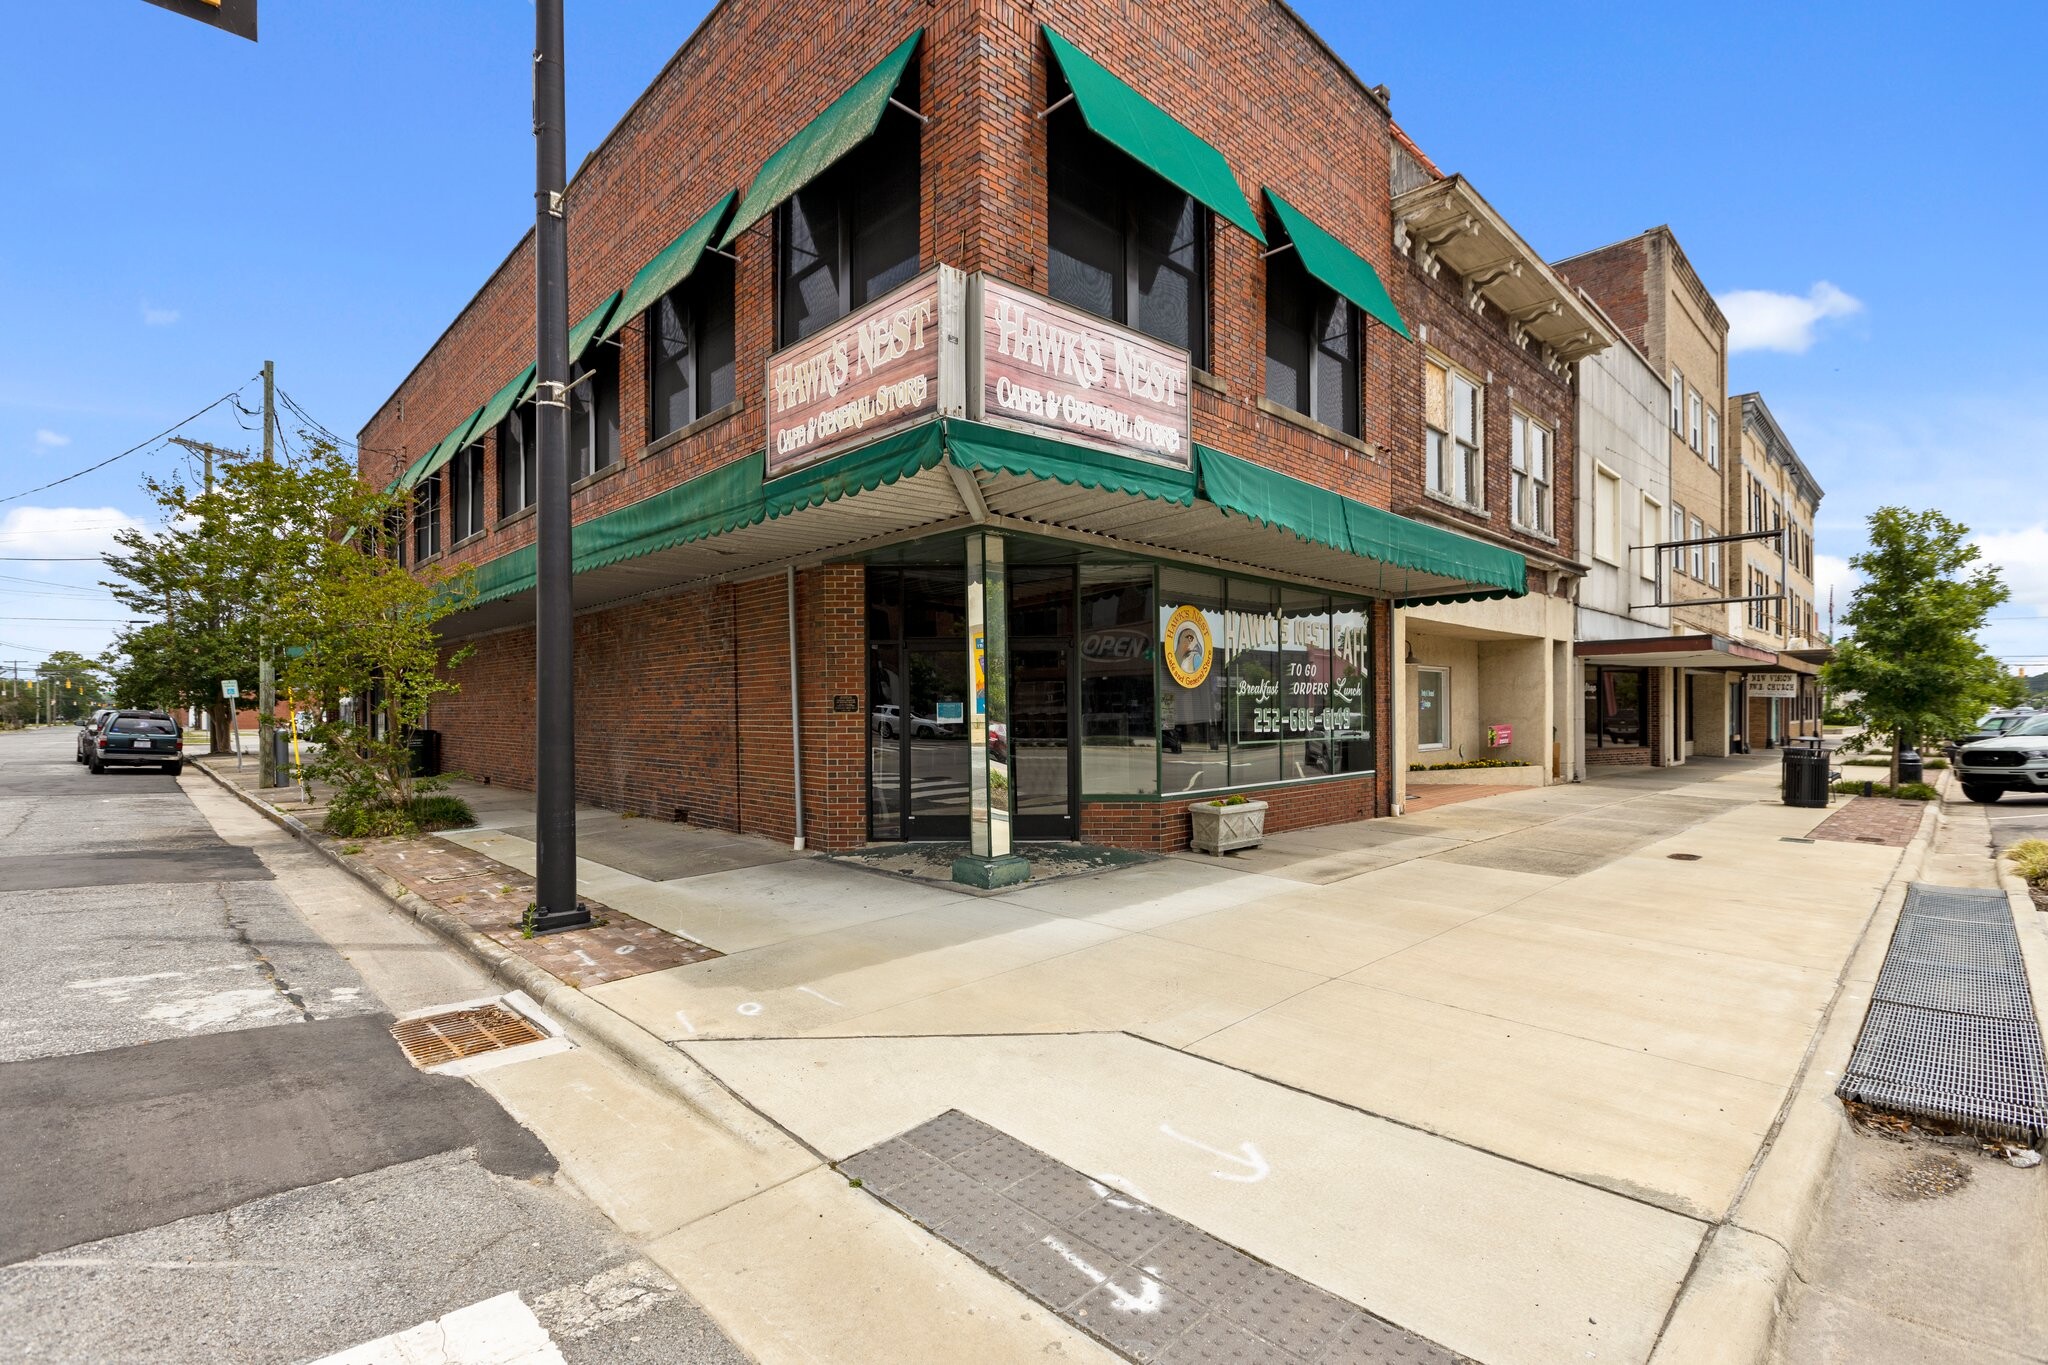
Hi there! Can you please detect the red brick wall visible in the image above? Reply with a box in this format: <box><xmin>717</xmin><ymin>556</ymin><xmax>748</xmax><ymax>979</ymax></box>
<box><xmin>1082</xmin><ymin>774</ymin><xmax>1381</xmax><ymax>853</ymax></box>
<box><xmin>431</xmin><ymin>565</ymin><xmax>867</xmax><ymax>849</ymax></box>
<box><xmin>1554</xmin><ymin>237</ymin><xmax>1651</xmax><ymax>356</ymax></box>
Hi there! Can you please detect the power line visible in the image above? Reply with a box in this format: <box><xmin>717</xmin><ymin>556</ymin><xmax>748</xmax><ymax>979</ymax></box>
<box><xmin>0</xmin><ymin>556</ymin><xmax>104</xmax><ymax>562</ymax></box>
<box><xmin>0</xmin><ymin>379</ymin><xmax>257</xmax><ymax>506</ymax></box>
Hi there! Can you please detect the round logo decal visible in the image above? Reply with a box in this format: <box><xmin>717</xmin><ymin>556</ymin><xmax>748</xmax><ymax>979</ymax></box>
<box><xmin>1163</xmin><ymin>604</ymin><xmax>1214</xmax><ymax>689</ymax></box>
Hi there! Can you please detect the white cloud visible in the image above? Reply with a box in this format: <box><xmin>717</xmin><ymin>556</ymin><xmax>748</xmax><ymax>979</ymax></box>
<box><xmin>1722</xmin><ymin>282</ymin><xmax>1862</xmax><ymax>354</ymax></box>
<box><xmin>1810</xmin><ymin>552</ymin><xmax>1858</xmax><ymax>630</ymax></box>
<box><xmin>33</xmin><ymin>429</ymin><xmax>69</xmax><ymax>448</ymax></box>
<box><xmin>140</xmin><ymin>301</ymin><xmax>180</xmax><ymax>327</ymax></box>
<box><xmin>1972</xmin><ymin>525</ymin><xmax>2048</xmax><ymax>615</ymax></box>
<box><xmin>0</xmin><ymin>506</ymin><xmax>149</xmax><ymax>567</ymax></box>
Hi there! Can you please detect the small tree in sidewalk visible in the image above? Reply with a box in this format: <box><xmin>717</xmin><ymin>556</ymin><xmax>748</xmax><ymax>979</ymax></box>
<box><xmin>1823</xmin><ymin>507</ymin><xmax>2010</xmax><ymax>788</ymax></box>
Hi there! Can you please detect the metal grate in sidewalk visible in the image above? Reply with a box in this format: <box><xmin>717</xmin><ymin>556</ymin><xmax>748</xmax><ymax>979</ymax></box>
<box><xmin>1838</xmin><ymin>883</ymin><xmax>2048</xmax><ymax>1144</ymax></box>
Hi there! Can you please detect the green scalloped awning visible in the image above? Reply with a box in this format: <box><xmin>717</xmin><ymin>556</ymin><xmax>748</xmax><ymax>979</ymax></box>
<box><xmin>1264</xmin><ymin>189</ymin><xmax>1409</xmax><ymax>340</ymax></box>
<box><xmin>601</xmin><ymin>196</ymin><xmax>735</xmax><ymax>342</ymax></box>
<box><xmin>720</xmin><ymin>32</ymin><xmax>922</xmax><ymax>246</ymax></box>
<box><xmin>457</xmin><ymin>418</ymin><xmax>1523</xmax><ymax>612</ymax></box>
<box><xmin>1193</xmin><ymin>445</ymin><xmax>1524</xmax><ymax>599</ymax></box>
<box><xmin>1044</xmin><ymin>26</ymin><xmax>1264</xmax><ymax>245</ymax></box>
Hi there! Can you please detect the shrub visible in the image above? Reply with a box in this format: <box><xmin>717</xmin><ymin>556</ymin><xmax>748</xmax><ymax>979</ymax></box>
<box><xmin>2005</xmin><ymin>839</ymin><xmax>2048</xmax><ymax>885</ymax></box>
<box><xmin>1841</xmin><ymin>754</ymin><xmax>1947</xmax><ymax>769</ymax></box>
<box><xmin>1830</xmin><ymin>779</ymin><xmax>1939</xmax><ymax>801</ymax></box>
<box><xmin>323</xmin><ymin>792</ymin><xmax>476</xmax><ymax>839</ymax></box>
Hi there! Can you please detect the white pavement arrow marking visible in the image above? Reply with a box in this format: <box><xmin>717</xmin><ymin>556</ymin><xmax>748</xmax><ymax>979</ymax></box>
<box><xmin>1159</xmin><ymin>1124</ymin><xmax>1270</xmax><ymax>1182</ymax></box>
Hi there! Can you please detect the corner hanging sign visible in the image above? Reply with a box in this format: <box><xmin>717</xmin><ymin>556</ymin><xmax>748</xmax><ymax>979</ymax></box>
<box><xmin>971</xmin><ymin>277</ymin><xmax>1192</xmax><ymax>469</ymax></box>
<box><xmin>765</xmin><ymin>266</ymin><xmax>965</xmax><ymax>479</ymax></box>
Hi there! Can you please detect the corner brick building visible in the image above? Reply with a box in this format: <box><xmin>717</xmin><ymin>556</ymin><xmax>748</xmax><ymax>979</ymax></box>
<box><xmin>360</xmin><ymin>0</ymin><xmax>1577</xmax><ymax>864</ymax></box>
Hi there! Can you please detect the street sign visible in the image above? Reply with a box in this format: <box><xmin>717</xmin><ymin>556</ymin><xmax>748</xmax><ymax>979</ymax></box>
<box><xmin>221</xmin><ymin>680</ymin><xmax>240</xmax><ymax>699</ymax></box>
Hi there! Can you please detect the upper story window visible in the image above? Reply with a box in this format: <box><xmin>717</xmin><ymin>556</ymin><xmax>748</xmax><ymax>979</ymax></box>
<box><xmin>571</xmin><ymin>349</ymin><xmax>619</xmax><ymax>480</ymax></box>
<box><xmin>777</xmin><ymin>73</ymin><xmax>921</xmax><ymax>347</ymax></box>
<box><xmin>1707</xmin><ymin>528</ymin><xmax>1722</xmax><ymax>587</ymax></box>
<box><xmin>412</xmin><ymin>470</ymin><xmax>442</xmax><ymax>562</ymax></box>
<box><xmin>1511</xmin><ymin>412</ymin><xmax>1552</xmax><ymax>535</ymax></box>
<box><xmin>1689</xmin><ymin>515</ymin><xmax>1705</xmax><ymax>579</ymax></box>
<box><xmin>499</xmin><ymin>401</ymin><xmax>537</xmax><ymax>518</ymax></box>
<box><xmin>1687</xmin><ymin>392</ymin><xmax>1702</xmax><ymax>452</ymax></box>
<box><xmin>1263</xmin><ymin>244</ymin><xmax>1358</xmax><ymax>436</ymax></box>
<box><xmin>649</xmin><ymin>255</ymin><xmax>736</xmax><ymax>441</ymax></box>
<box><xmin>1670</xmin><ymin>503</ymin><xmax>1685</xmax><ymax>574</ymax></box>
<box><xmin>1047</xmin><ymin>103</ymin><xmax>1208</xmax><ymax>368</ymax></box>
<box><xmin>451</xmin><ymin>442</ymin><xmax>486</xmax><ymax>542</ymax></box>
<box><xmin>1706</xmin><ymin>409</ymin><xmax>1720</xmax><ymax>468</ymax></box>
<box><xmin>1639</xmin><ymin>496</ymin><xmax>1662</xmax><ymax>580</ymax></box>
<box><xmin>1670</xmin><ymin>370</ymin><xmax>1683</xmax><ymax>432</ymax></box>
<box><xmin>1423</xmin><ymin>360</ymin><xmax>1483</xmax><ymax>508</ymax></box>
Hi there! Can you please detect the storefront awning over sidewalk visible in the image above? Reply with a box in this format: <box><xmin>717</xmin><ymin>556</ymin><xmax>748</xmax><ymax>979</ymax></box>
<box><xmin>438</xmin><ymin>420</ymin><xmax>1526</xmax><ymax>636</ymax></box>
<box><xmin>1575</xmin><ymin>634</ymin><xmax>1779</xmax><ymax>671</ymax></box>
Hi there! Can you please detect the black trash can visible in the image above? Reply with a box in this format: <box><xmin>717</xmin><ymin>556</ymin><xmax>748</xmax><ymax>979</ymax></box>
<box><xmin>1782</xmin><ymin>745</ymin><xmax>1829</xmax><ymax>808</ymax></box>
<box><xmin>1898</xmin><ymin>749</ymin><xmax>1924</xmax><ymax>785</ymax></box>
<box><xmin>406</xmin><ymin>728</ymin><xmax>443</xmax><ymax>778</ymax></box>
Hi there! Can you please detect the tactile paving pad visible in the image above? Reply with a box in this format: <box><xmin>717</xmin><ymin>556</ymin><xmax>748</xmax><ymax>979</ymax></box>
<box><xmin>1837</xmin><ymin>883</ymin><xmax>2048</xmax><ymax>1143</ymax></box>
<box><xmin>841</xmin><ymin>1110</ymin><xmax>1467</xmax><ymax>1363</ymax></box>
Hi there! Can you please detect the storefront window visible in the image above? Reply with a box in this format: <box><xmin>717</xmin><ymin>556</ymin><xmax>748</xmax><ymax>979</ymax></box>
<box><xmin>1415</xmin><ymin>665</ymin><xmax>1449</xmax><ymax>749</ymax></box>
<box><xmin>1327</xmin><ymin>603</ymin><xmax>1373</xmax><ymax>773</ymax></box>
<box><xmin>1159</xmin><ymin>568</ymin><xmax>1227</xmax><ymax>792</ymax></box>
<box><xmin>1225</xmin><ymin>580</ymin><xmax>1282</xmax><ymax>785</ymax></box>
<box><xmin>1079</xmin><ymin>568</ymin><xmax>1155</xmax><ymax>795</ymax></box>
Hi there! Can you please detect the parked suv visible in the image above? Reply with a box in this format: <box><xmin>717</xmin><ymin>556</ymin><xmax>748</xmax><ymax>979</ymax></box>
<box><xmin>75</xmin><ymin>707</ymin><xmax>118</xmax><ymax>764</ymax></box>
<box><xmin>1943</xmin><ymin>706</ymin><xmax>2037</xmax><ymax>763</ymax></box>
<box><xmin>88</xmin><ymin>711</ymin><xmax>184</xmax><ymax>775</ymax></box>
<box><xmin>1955</xmin><ymin>713</ymin><xmax>2048</xmax><ymax>803</ymax></box>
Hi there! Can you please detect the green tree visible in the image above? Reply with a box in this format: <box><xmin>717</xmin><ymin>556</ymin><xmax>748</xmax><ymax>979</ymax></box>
<box><xmin>1823</xmin><ymin>507</ymin><xmax>2010</xmax><ymax>786</ymax></box>
<box><xmin>36</xmin><ymin>650</ymin><xmax>107</xmax><ymax>724</ymax></box>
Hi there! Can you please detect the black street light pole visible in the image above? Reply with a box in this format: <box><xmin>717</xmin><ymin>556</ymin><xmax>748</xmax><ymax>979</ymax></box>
<box><xmin>528</xmin><ymin>0</ymin><xmax>590</xmax><ymax>934</ymax></box>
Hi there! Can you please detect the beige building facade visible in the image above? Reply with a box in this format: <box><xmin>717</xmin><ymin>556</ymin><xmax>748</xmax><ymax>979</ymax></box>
<box><xmin>1726</xmin><ymin>392</ymin><xmax>1825</xmax><ymax>746</ymax></box>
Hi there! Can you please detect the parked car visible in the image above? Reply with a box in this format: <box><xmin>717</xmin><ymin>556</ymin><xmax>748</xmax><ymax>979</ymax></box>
<box><xmin>75</xmin><ymin>707</ymin><xmax>118</xmax><ymax>764</ymax></box>
<box><xmin>1944</xmin><ymin>706</ymin><xmax>2037</xmax><ymax>763</ymax></box>
<box><xmin>869</xmin><ymin>703</ymin><xmax>958</xmax><ymax>740</ymax></box>
<box><xmin>88</xmin><ymin>711</ymin><xmax>184</xmax><ymax>775</ymax></box>
<box><xmin>1955</xmin><ymin>713</ymin><xmax>2048</xmax><ymax>803</ymax></box>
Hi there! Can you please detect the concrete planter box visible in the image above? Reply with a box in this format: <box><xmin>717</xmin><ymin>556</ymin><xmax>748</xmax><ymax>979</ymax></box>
<box><xmin>1405</xmin><ymin>765</ymin><xmax>1545</xmax><ymax>788</ymax></box>
<box><xmin>1189</xmin><ymin>799</ymin><xmax>1267</xmax><ymax>854</ymax></box>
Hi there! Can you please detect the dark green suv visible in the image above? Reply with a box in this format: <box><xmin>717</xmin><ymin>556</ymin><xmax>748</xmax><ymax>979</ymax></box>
<box><xmin>89</xmin><ymin>712</ymin><xmax>184</xmax><ymax>775</ymax></box>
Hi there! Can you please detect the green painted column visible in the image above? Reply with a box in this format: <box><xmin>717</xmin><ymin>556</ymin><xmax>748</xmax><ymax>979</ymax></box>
<box><xmin>955</xmin><ymin>531</ymin><xmax>1029</xmax><ymax>888</ymax></box>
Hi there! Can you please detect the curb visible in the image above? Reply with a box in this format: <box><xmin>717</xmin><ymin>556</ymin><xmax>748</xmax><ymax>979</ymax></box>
<box><xmin>191</xmin><ymin>760</ymin><xmax>787</xmax><ymax>1155</ymax></box>
<box><xmin>1647</xmin><ymin>794</ymin><xmax>1943</xmax><ymax>1365</ymax></box>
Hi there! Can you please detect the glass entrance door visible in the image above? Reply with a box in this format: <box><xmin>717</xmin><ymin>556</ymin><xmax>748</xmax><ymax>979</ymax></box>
<box><xmin>904</xmin><ymin>645</ymin><xmax>970</xmax><ymax>839</ymax></box>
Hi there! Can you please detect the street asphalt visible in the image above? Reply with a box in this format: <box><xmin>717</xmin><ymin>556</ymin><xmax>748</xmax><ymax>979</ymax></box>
<box><xmin>0</xmin><ymin>726</ymin><xmax>747</xmax><ymax>1364</ymax></box>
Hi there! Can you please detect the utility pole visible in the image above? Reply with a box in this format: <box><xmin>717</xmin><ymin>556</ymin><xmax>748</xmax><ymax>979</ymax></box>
<box><xmin>527</xmin><ymin>0</ymin><xmax>590</xmax><ymax>934</ymax></box>
<box><xmin>170</xmin><ymin>436</ymin><xmax>240</xmax><ymax>756</ymax></box>
<box><xmin>258</xmin><ymin>359</ymin><xmax>279</xmax><ymax>787</ymax></box>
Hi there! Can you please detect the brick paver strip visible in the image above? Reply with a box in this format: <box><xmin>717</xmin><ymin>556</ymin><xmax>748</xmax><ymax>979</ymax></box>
<box><xmin>1810</xmin><ymin>796</ymin><xmax>1924</xmax><ymax>848</ymax></box>
<box><xmin>350</xmin><ymin>835</ymin><xmax>719</xmax><ymax>987</ymax></box>
<box><xmin>842</xmin><ymin>1110</ymin><xmax>1466</xmax><ymax>1364</ymax></box>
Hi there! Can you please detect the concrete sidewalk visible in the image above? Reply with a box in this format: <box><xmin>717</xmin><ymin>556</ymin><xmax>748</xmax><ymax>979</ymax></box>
<box><xmin>199</xmin><ymin>755</ymin><xmax>1927</xmax><ymax>1365</ymax></box>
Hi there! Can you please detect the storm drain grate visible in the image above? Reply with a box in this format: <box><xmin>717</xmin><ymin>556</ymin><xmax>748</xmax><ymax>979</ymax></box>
<box><xmin>1837</xmin><ymin>883</ymin><xmax>2048</xmax><ymax>1144</ymax></box>
<box><xmin>392</xmin><ymin>1004</ymin><xmax>546</xmax><ymax>1068</ymax></box>
<box><xmin>841</xmin><ymin>1111</ymin><xmax>1469</xmax><ymax>1363</ymax></box>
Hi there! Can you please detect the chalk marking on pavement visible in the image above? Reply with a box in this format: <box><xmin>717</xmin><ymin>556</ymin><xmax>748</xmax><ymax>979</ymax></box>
<box><xmin>736</xmin><ymin>1001</ymin><xmax>763</xmax><ymax>1016</ymax></box>
<box><xmin>673</xmin><ymin>1010</ymin><xmax>696</xmax><ymax>1034</ymax></box>
<box><xmin>306</xmin><ymin>1290</ymin><xmax>565</xmax><ymax>1365</ymax></box>
<box><xmin>1086</xmin><ymin>1176</ymin><xmax>1152</xmax><ymax>1210</ymax></box>
<box><xmin>1159</xmin><ymin>1123</ymin><xmax>1270</xmax><ymax>1182</ymax></box>
<box><xmin>1038</xmin><ymin>1235</ymin><xmax>1163</xmax><ymax>1314</ymax></box>
<box><xmin>796</xmin><ymin>985</ymin><xmax>843</xmax><ymax>1006</ymax></box>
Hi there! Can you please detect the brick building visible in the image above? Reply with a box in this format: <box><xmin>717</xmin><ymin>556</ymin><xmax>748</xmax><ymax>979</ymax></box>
<box><xmin>360</xmin><ymin>0</ymin><xmax>1545</xmax><ymax>872</ymax></box>
<box><xmin>1725</xmin><ymin>391</ymin><xmax>1826</xmax><ymax>747</ymax></box>
<box><xmin>1383</xmin><ymin>129</ymin><xmax>1611</xmax><ymax>796</ymax></box>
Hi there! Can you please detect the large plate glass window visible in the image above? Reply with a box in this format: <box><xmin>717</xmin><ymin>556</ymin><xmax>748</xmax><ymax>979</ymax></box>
<box><xmin>1224</xmin><ymin>579</ymin><xmax>1281</xmax><ymax>785</ymax></box>
<box><xmin>1158</xmin><ymin>568</ymin><xmax>1226</xmax><ymax>793</ymax></box>
<box><xmin>1078</xmin><ymin>567</ymin><xmax>1156</xmax><ymax>795</ymax></box>
<box><xmin>1264</xmin><ymin>246</ymin><xmax>1359</xmax><ymax>435</ymax></box>
<box><xmin>776</xmin><ymin>69</ymin><xmax>921</xmax><ymax>348</ymax></box>
<box><xmin>649</xmin><ymin>255</ymin><xmax>736</xmax><ymax>441</ymax></box>
<box><xmin>1046</xmin><ymin>103</ymin><xmax>1208</xmax><ymax>368</ymax></box>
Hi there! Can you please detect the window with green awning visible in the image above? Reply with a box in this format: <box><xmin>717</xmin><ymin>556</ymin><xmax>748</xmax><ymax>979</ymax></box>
<box><xmin>408</xmin><ymin>404</ymin><xmax>487</xmax><ymax>488</ymax></box>
<box><xmin>1264</xmin><ymin>189</ymin><xmax>1409</xmax><ymax>339</ymax></box>
<box><xmin>720</xmin><ymin>31</ymin><xmax>922</xmax><ymax>246</ymax></box>
<box><xmin>1042</xmin><ymin>27</ymin><xmax>1264</xmax><ymax>244</ymax></box>
<box><xmin>599</xmin><ymin>196</ymin><xmax>735</xmax><ymax>342</ymax></box>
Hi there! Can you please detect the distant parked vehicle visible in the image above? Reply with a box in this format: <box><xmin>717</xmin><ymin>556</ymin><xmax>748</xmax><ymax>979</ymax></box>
<box><xmin>75</xmin><ymin>707</ymin><xmax>118</xmax><ymax>764</ymax></box>
<box><xmin>88</xmin><ymin>711</ymin><xmax>184</xmax><ymax>775</ymax></box>
<box><xmin>1944</xmin><ymin>706</ymin><xmax>2037</xmax><ymax>763</ymax></box>
<box><xmin>1955</xmin><ymin>713</ymin><xmax>2048</xmax><ymax>803</ymax></box>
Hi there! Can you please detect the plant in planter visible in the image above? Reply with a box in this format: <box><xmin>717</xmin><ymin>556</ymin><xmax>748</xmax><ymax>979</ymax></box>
<box><xmin>1189</xmin><ymin>793</ymin><xmax>1267</xmax><ymax>854</ymax></box>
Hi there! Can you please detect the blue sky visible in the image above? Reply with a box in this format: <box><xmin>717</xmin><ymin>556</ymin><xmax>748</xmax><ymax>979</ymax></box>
<box><xmin>3</xmin><ymin>1</ymin><xmax>2044</xmax><ymax>679</ymax></box>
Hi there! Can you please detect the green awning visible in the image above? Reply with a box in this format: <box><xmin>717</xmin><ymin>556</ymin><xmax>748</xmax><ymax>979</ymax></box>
<box><xmin>408</xmin><ymin>404</ymin><xmax>487</xmax><ymax>487</ymax></box>
<box><xmin>510</xmin><ymin>290</ymin><xmax>627</xmax><ymax>405</ymax></box>
<box><xmin>1044</xmin><ymin>27</ymin><xmax>1264</xmax><ymax>245</ymax></box>
<box><xmin>947</xmin><ymin>422</ymin><xmax>1197</xmax><ymax>507</ymax></box>
<box><xmin>720</xmin><ymin>32</ymin><xmax>922</xmax><ymax>246</ymax></box>
<box><xmin>1264</xmin><ymin>189</ymin><xmax>1409</xmax><ymax>339</ymax></box>
<box><xmin>464</xmin><ymin>363</ymin><xmax>535</xmax><ymax>451</ymax></box>
<box><xmin>1193</xmin><ymin>445</ymin><xmax>1525</xmax><ymax>600</ymax></box>
<box><xmin>601</xmin><ymin>195</ymin><xmax>735</xmax><ymax>343</ymax></box>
